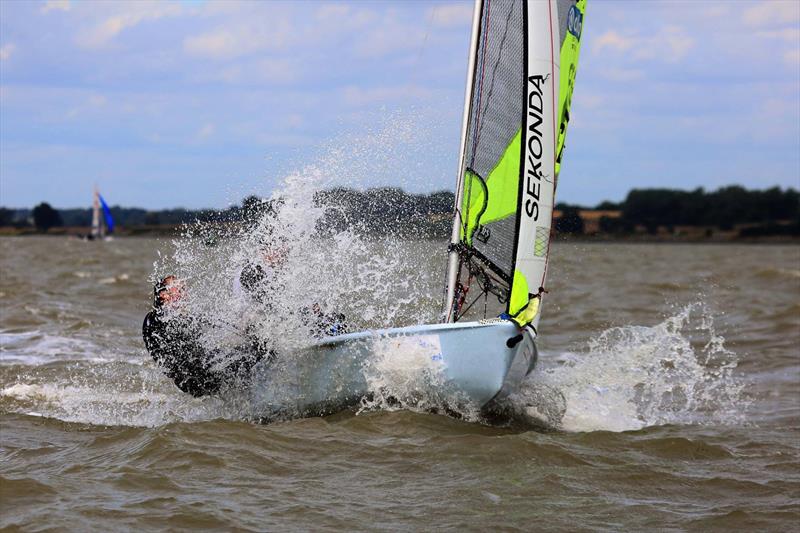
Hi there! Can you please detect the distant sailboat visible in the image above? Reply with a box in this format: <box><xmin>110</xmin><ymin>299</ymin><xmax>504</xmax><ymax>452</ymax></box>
<box><xmin>90</xmin><ymin>186</ymin><xmax>114</xmax><ymax>241</ymax></box>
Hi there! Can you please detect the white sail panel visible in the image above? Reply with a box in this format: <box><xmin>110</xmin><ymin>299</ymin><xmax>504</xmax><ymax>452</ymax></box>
<box><xmin>508</xmin><ymin>0</ymin><xmax>561</xmax><ymax>330</ymax></box>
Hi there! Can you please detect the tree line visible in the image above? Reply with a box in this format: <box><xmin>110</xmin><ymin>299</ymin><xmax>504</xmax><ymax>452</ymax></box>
<box><xmin>0</xmin><ymin>188</ymin><xmax>455</xmax><ymax>236</ymax></box>
<box><xmin>615</xmin><ymin>186</ymin><xmax>797</xmax><ymax>233</ymax></box>
<box><xmin>555</xmin><ymin>185</ymin><xmax>799</xmax><ymax>236</ymax></box>
<box><xmin>2</xmin><ymin>185</ymin><xmax>798</xmax><ymax>237</ymax></box>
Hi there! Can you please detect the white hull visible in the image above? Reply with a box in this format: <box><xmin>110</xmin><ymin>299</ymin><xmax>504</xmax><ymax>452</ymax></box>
<box><xmin>247</xmin><ymin>320</ymin><xmax>537</xmax><ymax>419</ymax></box>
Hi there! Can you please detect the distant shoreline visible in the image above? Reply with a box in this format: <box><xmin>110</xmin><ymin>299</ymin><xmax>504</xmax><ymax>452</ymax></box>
<box><xmin>1</xmin><ymin>225</ymin><xmax>797</xmax><ymax>244</ymax></box>
<box><xmin>5</xmin><ymin>185</ymin><xmax>798</xmax><ymax>243</ymax></box>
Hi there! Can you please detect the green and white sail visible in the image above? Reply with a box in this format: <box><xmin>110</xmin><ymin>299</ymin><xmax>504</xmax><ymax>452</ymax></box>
<box><xmin>444</xmin><ymin>0</ymin><xmax>586</xmax><ymax>330</ymax></box>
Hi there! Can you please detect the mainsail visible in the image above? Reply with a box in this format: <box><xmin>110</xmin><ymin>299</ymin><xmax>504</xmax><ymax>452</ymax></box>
<box><xmin>444</xmin><ymin>0</ymin><xmax>586</xmax><ymax>330</ymax></box>
<box><xmin>91</xmin><ymin>186</ymin><xmax>101</xmax><ymax>238</ymax></box>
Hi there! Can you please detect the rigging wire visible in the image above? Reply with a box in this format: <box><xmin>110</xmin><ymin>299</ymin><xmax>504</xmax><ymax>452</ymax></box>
<box><xmin>406</xmin><ymin>4</ymin><xmax>436</xmax><ymax>90</ymax></box>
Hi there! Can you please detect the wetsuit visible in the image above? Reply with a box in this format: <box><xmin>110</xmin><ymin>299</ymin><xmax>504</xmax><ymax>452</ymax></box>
<box><xmin>235</xmin><ymin>260</ymin><xmax>350</xmax><ymax>338</ymax></box>
<box><xmin>306</xmin><ymin>307</ymin><xmax>350</xmax><ymax>338</ymax></box>
<box><xmin>142</xmin><ymin>309</ymin><xmax>265</xmax><ymax>397</ymax></box>
<box><xmin>234</xmin><ymin>262</ymin><xmax>275</xmax><ymax>305</ymax></box>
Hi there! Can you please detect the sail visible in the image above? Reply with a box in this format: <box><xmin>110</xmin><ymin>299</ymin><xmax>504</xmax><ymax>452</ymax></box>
<box><xmin>99</xmin><ymin>194</ymin><xmax>114</xmax><ymax>234</ymax></box>
<box><xmin>91</xmin><ymin>188</ymin><xmax>101</xmax><ymax>238</ymax></box>
<box><xmin>445</xmin><ymin>0</ymin><xmax>586</xmax><ymax>329</ymax></box>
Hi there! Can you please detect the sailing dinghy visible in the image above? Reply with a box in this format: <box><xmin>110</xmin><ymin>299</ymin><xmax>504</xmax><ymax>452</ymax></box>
<box><xmin>249</xmin><ymin>0</ymin><xmax>586</xmax><ymax>418</ymax></box>
<box><xmin>89</xmin><ymin>185</ymin><xmax>115</xmax><ymax>241</ymax></box>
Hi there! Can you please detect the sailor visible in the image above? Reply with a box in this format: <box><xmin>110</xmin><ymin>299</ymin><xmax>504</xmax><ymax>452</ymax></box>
<box><xmin>142</xmin><ymin>275</ymin><xmax>265</xmax><ymax>397</ymax></box>
<box><xmin>232</xmin><ymin>239</ymin><xmax>288</xmax><ymax>306</ymax></box>
<box><xmin>306</xmin><ymin>302</ymin><xmax>350</xmax><ymax>338</ymax></box>
<box><xmin>233</xmin><ymin>238</ymin><xmax>349</xmax><ymax>338</ymax></box>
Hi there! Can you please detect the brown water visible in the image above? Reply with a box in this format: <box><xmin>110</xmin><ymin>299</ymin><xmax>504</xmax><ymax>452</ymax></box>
<box><xmin>1</xmin><ymin>237</ymin><xmax>799</xmax><ymax>530</ymax></box>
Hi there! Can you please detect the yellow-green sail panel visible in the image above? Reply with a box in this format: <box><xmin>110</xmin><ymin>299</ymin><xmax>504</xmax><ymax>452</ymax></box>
<box><xmin>460</xmin><ymin>130</ymin><xmax>521</xmax><ymax>245</ymax></box>
<box><xmin>556</xmin><ymin>0</ymin><xmax>586</xmax><ymax>178</ymax></box>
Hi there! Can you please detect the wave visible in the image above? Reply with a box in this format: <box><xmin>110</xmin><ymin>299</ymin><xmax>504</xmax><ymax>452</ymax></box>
<box><xmin>0</xmin><ymin>301</ymin><xmax>750</xmax><ymax>432</ymax></box>
<box><xmin>755</xmin><ymin>267</ymin><xmax>800</xmax><ymax>280</ymax></box>
<box><xmin>0</xmin><ymin>330</ymin><xmax>143</xmax><ymax>366</ymax></box>
<box><xmin>0</xmin><ymin>379</ymin><xmax>229</xmax><ymax>428</ymax></box>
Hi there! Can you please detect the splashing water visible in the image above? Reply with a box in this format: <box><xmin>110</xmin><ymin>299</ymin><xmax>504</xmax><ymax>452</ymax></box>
<box><xmin>358</xmin><ymin>335</ymin><xmax>482</xmax><ymax>422</ymax></box>
<box><xmin>0</xmin><ymin>365</ymin><xmax>234</xmax><ymax>427</ymax></box>
<box><xmin>140</xmin><ymin>116</ymin><xmax>448</xmax><ymax>421</ymax></box>
<box><xmin>154</xmin><ymin>112</ymin><xmax>446</xmax><ymax>368</ymax></box>
<box><xmin>158</xmin><ymin>169</ymin><xmax>432</xmax><ymax>360</ymax></box>
<box><xmin>330</xmin><ymin>301</ymin><xmax>747</xmax><ymax>432</ymax></box>
<box><xmin>531</xmin><ymin>303</ymin><xmax>748</xmax><ymax>433</ymax></box>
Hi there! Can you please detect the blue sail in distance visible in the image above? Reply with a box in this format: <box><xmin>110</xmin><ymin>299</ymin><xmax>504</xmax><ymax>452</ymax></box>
<box><xmin>98</xmin><ymin>194</ymin><xmax>114</xmax><ymax>234</ymax></box>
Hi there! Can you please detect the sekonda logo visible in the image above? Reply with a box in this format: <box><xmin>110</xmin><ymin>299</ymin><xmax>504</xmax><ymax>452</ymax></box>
<box><xmin>567</xmin><ymin>5</ymin><xmax>583</xmax><ymax>39</ymax></box>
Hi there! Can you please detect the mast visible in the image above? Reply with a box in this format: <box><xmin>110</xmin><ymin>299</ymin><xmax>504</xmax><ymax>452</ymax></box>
<box><xmin>443</xmin><ymin>0</ymin><xmax>483</xmax><ymax>323</ymax></box>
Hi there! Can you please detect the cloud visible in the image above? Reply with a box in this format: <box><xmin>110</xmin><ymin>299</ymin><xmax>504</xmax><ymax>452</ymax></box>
<box><xmin>353</xmin><ymin>17</ymin><xmax>425</xmax><ymax>58</ymax></box>
<box><xmin>88</xmin><ymin>94</ymin><xmax>107</xmax><ymax>107</ymax></box>
<box><xmin>593</xmin><ymin>31</ymin><xmax>635</xmax><ymax>53</ymax></box>
<box><xmin>314</xmin><ymin>3</ymin><xmax>351</xmax><ymax>20</ymax></box>
<box><xmin>700</xmin><ymin>4</ymin><xmax>731</xmax><ymax>18</ymax></box>
<box><xmin>342</xmin><ymin>84</ymin><xmax>432</xmax><ymax>106</ymax></box>
<box><xmin>206</xmin><ymin>58</ymin><xmax>299</xmax><ymax>84</ymax></box>
<box><xmin>574</xmin><ymin>92</ymin><xmax>604</xmax><ymax>112</ymax></box>
<box><xmin>742</xmin><ymin>0</ymin><xmax>800</xmax><ymax>27</ymax></box>
<box><xmin>255</xmin><ymin>132</ymin><xmax>315</xmax><ymax>147</ymax></box>
<box><xmin>639</xmin><ymin>25</ymin><xmax>695</xmax><ymax>63</ymax></box>
<box><xmin>593</xmin><ymin>26</ymin><xmax>694</xmax><ymax>63</ymax></box>
<box><xmin>184</xmin><ymin>30</ymin><xmax>241</xmax><ymax>59</ymax></box>
<box><xmin>183</xmin><ymin>20</ymin><xmax>293</xmax><ymax>59</ymax></box>
<box><xmin>0</xmin><ymin>43</ymin><xmax>16</xmax><ymax>61</ymax></box>
<box><xmin>284</xmin><ymin>113</ymin><xmax>304</xmax><ymax>129</ymax></box>
<box><xmin>601</xmin><ymin>68</ymin><xmax>644</xmax><ymax>83</ymax></box>
<box><xmin>755</xmin><ymin>28</ymin><xmax>800</xmax><ymax>42</ymax></box>
<box><xmin>313</xmin><ymin>3</ymin><xmax>374</xmax><ymax>26</ymax></box>
<box><xmin>196</xmin><ymin>123</ymin><xmax>215</xmax><ymax>140</ymax></box>
<box><xmin>40</xmin><ymin>0</ymin><xmax>71</xmax><ymax>14</ymax></box>
<box><xmin>76</xmin><ymin>2</ymin><xmax>183</xmax><ymax>49</ymax></box>
<box><xmin>256</xmin><ymin>58</ymin><xmax>298</xmax><ymax>83</ymax></box>
<box><xmin>3</xmin><ymin>0</ymin><xmax>797</xmax><ymax>209</ymax></box>
<box><xmin>64</xmin><ymin>93</ymin><xmax>108</xmax><ymax>119</ymax></box>
<box><xmin>429</xmin><ymin>3</ymin><xmax>473</xmax><ymax>28</ymax></box>
<box><xmin>183</xmin><ymin>3</ymin><xmax>434</xmax><ymax>64</ymax></box>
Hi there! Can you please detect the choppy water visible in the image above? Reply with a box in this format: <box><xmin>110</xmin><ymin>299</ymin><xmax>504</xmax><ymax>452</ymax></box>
<box><xmin>1</xmin><ymin>236</ymin><xmax>798</xmax><ymax>530</ymax></box>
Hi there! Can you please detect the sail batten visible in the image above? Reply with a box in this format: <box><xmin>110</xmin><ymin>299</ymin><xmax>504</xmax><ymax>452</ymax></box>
<box><xmin>445</xmin><ymin>0</ymin><xmax>586</xmax><ymax>329</ymax></box>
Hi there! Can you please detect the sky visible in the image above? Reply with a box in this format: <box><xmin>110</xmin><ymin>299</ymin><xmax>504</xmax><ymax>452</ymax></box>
<box><xmin>0</xmin><ymin>0</ymin><xmax>798</xmax><ymax>209</ymax></box>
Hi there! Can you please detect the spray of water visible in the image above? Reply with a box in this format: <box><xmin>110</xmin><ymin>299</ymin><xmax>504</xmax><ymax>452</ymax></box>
<box><xmin>139</xmin><ymin>114</ymin><xmax>448</xmax><ymax>421</ymax></box>
<box><xmin>155</xmin><ymin>110</ymin><xmax>447</xmax><ymax>354</ymax></box>
<box><xmin>530</xmin><ymin>303</ymin><xmax>749</xmax><ymax>432</ymax></box>
<box><xmin>357</xmin><ymin>334</ymin><xmax>482</xmax><ymax>422</ymax></box>
<box><xmin>157</xmin><ymin>170</ymin><xmax>428</xmax><ymax>362</ymax></box>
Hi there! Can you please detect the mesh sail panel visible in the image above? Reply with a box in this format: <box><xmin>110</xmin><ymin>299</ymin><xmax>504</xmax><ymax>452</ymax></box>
<box><xmin>461</xmin><ymin>0</ymin><xmax>524</xmax><ymax>282</ymax></box>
